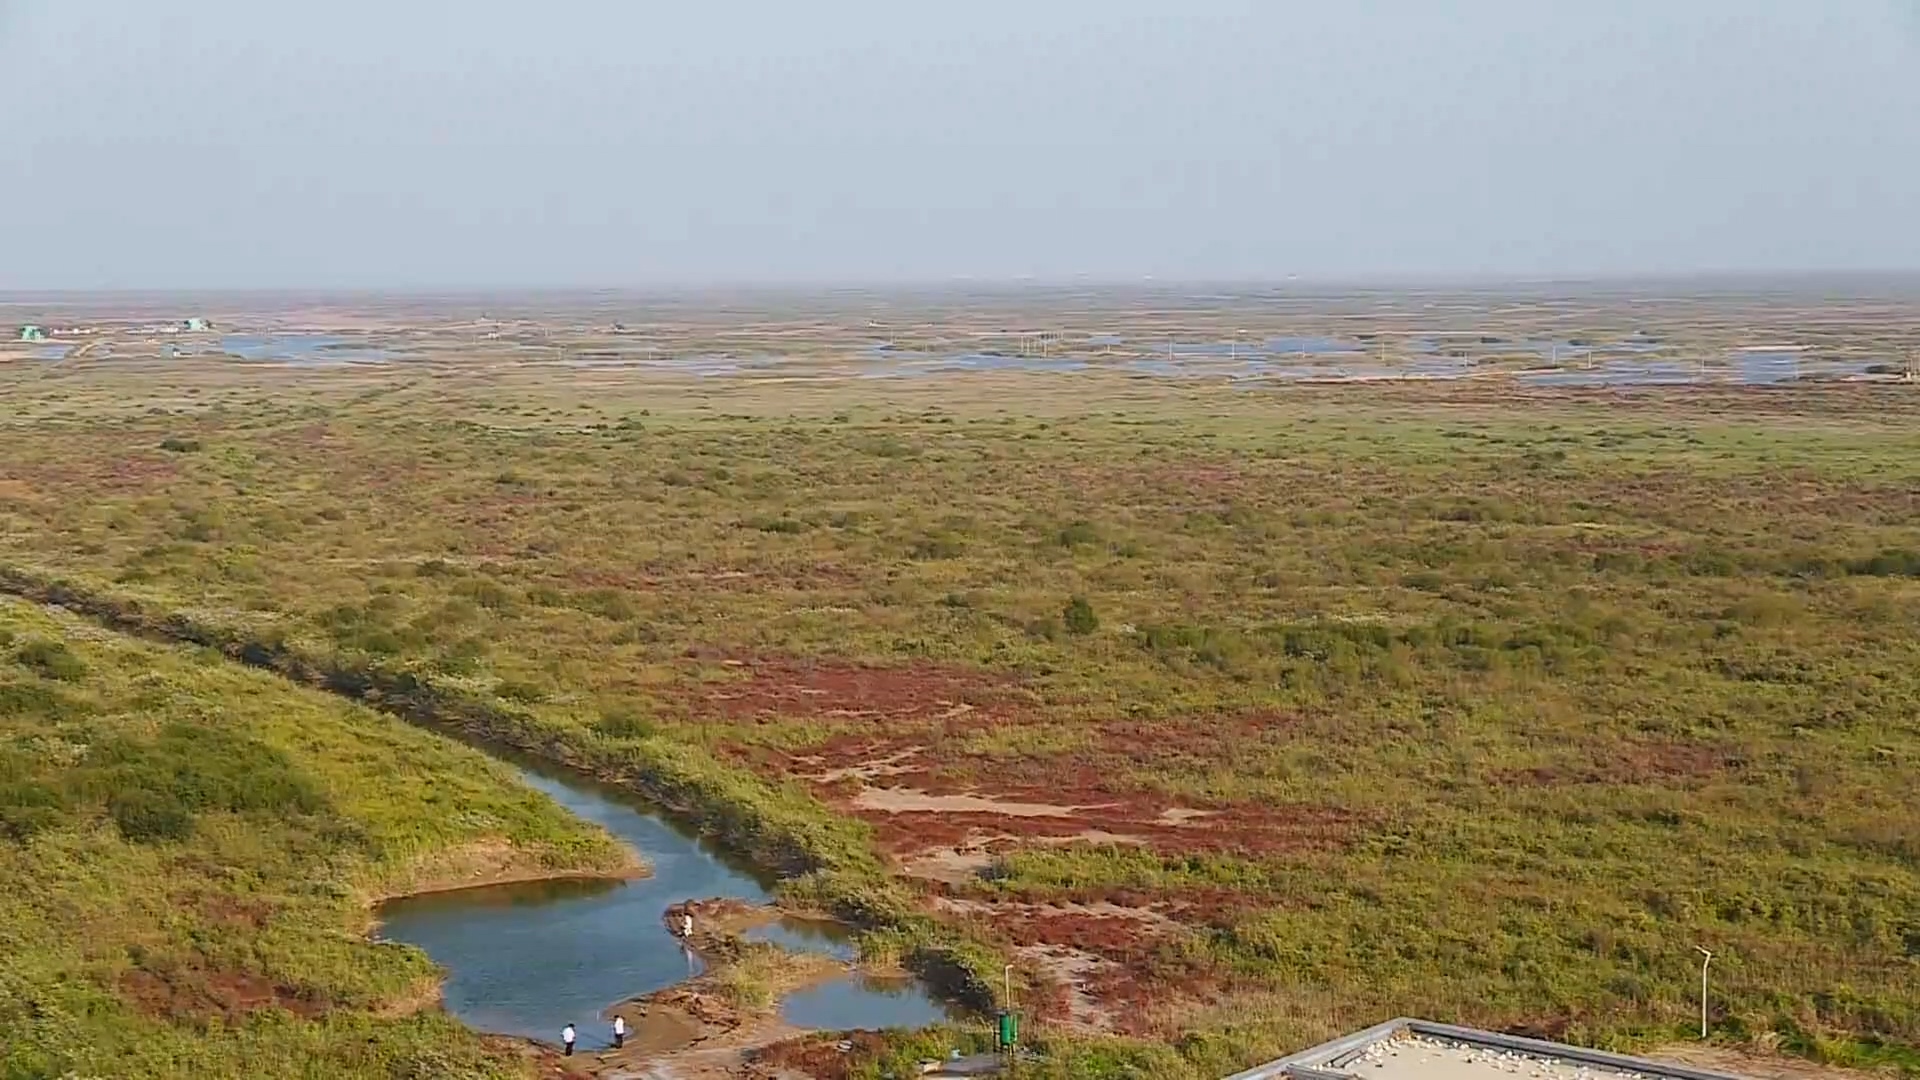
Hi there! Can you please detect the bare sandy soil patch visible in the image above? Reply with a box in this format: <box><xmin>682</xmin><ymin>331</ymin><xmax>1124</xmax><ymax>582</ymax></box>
<box><xmin>1649</xmin><ymin>1046</ymin><xmax>1905</xmax><ymax>1080</ymax></box>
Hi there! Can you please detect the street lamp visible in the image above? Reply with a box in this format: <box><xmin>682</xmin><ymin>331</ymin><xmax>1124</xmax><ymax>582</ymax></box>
<box><xmin>1694</xmin><ymin>946</ymin><xmax>1713</xmax><ymax>1039</ymax></box>
<box><xmin>999</xmin><ymin>964</ymin><xmax>1018</xmax><ymax>1059</ymax></box>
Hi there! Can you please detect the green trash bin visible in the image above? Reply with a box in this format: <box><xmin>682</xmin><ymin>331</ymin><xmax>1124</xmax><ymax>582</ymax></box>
<box><xmin>998</xmin><ymin>1010</ymin><xmax>1018</xmax><ymax>1049</ymax></box>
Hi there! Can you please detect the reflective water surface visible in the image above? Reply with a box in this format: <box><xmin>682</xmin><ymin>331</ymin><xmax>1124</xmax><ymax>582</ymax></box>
<box><xmin>375</xmin><ymin>759</ymin><xmax>953</xmax><ymax>1043</ymax></box>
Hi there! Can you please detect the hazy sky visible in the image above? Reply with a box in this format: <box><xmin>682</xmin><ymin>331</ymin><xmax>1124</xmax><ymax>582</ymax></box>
<box><xmin>3</xmin><ymin>1</ymin><xmax>1918</xmax><ymax>289</ymax></box>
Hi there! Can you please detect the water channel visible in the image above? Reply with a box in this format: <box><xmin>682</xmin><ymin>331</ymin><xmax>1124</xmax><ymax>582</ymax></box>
<box><xmin>375</xmin><ymin>756</ymin><xmax>958</xmax><ymax>1046</ymax></box>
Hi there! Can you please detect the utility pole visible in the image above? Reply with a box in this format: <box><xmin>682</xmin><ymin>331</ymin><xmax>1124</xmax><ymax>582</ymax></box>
<box><xmin>1694</xmin><ymin>946</ymin><xmax>1714</xmax><ymax>1039</ymax></box>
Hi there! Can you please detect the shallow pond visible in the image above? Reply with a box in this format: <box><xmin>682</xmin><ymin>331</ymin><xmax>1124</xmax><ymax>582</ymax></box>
<box><xmin>1519</xmin><ymin>362</ymin><xmax>1702</xmax><ymax>387</ymax></box>
<box><xmin>203</xmin><ymin>333</ymin><xmax>393</xmax><ymax>364</ymax></box>
<box><xmin>782</xmin><ymin>972</ymin><xmax>969</xmax><ymax>1031</ymax></box>
<box><xmin>375</xmin><ymin>758</ymin><xmax>953</xmax><ymax>1046</ymax></box>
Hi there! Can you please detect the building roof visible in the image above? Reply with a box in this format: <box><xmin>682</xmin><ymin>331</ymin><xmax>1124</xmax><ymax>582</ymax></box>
<box><xmin>1224</xmin><ymin>1019</ymin><xmax>1751</xmax><ymax>1080</ymax></box>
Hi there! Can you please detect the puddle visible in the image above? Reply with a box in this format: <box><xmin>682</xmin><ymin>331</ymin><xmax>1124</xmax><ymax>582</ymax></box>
<box><xmin>1518</xmin><ymin>353</ymin><xmax>1867</xmax><ymax>387</ymax></box>
<box><xmin>1505</xmin><ymin>339</ymin><xmax>1662</xmax><ymax>359</ymax></box>
<box><xmin>1125</xmin><ymin>357</ymin><xmax>1478</xmax><ymax>381</ymax></box>
<box><xmin>1139</xmin><ymin>341</ymin><xmax>1270</xmax><ymax>358</ymax></box>
<box><xmin>1738</xmin><ymin>350</ymin><xmax>1802</xmax><ymax>384</ymax></box>
<box><xmin>375</xmin><ymin>756</ymin><xmax>956</xmax><ymax>1043</ymax></box>
<box><xmin>1263</xmin><ymin>336</ymin><xmax>1366</xmax><ymax>355</ymax></box>
<box><xmin>558</xmin><ymin>352</ymin><xmax>783</xmax><ymax>376</ymax></box>
<box><xmin>171</xmin><ymin>333</ymin><xmax>395</xmax><ymax>364</ymax></box>
<box><xmin>862</xmin><ymin>352</ymin><xmax>1089</xmax><ymax>377</ymax></box>
<box><xmin>743</xmin><ymin>916</ymin><xmax>860</xmax><ymax>962</ymax></box>
<box><xmin>32</xmin><ymin>345</ymin><xmax>70</xmax><ymax>361</ymax></box>
<box><xmin>1520</xmin><ymin>362</ymin><xmax>1702</xmax><ymax>387</ymax></box>
<box><xmin>780</xmin><ymin>973</ymin><xmax>962</xmax><ymax>1031</ymax></box>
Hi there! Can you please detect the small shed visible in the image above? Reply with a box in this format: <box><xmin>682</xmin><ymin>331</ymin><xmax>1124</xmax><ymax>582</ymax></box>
<box><xmin>18</xmin><ymin>325</ymin><xmax>47</xmax><ymax>343</ymax></box>
<box><xmin>183</xmin><ymin>317</ymin><xmax>211</xmax><ymax>332</ymax></box>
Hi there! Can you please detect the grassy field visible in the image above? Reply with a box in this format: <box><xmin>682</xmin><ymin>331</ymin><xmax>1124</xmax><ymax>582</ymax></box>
<box><xmin>2</xmin><ymin>354</ymin><xmax>1918</xmax><ymax>1078</ymax></box>
<box><xmin>0</xmin><ymin>595</ymin><xmax>635</xmax><ymax>1079</ymax></box>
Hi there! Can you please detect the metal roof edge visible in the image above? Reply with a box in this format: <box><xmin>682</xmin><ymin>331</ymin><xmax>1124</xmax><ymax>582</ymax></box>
<box><xmin>1219</xmin><ymin>1018</ymin><xmax>1754</xmax><ymax>1080</ymax></box>
<box><xmin>1400</xmin><ymin>1021</ymin><xmax>1750</xmax><ymax>1080</ymax></box>
<box><xmin>1219</xmin><ymin>1018</ymin><xmax>1417</xmax><ymax>1080</ymax></box>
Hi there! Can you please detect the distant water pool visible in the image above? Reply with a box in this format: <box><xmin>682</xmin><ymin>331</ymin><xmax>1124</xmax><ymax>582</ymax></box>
<box><xmin>178</xmin><ymin>333</ymin><xmax>394</xmax><ymax>364</ymax></box>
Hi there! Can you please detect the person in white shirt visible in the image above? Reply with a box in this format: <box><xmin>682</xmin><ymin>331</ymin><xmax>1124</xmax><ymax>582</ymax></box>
<box><xmin>561</xmin><ymin>1023</ymin><xmax>576</xmax><ymax>1056</ymax></box>
<box><xmin>612</xmin><ymin>1015</ymin><xmax>626</xmax><ymax>1049</ymax></box>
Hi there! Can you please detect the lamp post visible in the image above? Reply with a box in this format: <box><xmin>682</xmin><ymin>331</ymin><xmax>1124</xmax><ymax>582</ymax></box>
<box><xmin>999</xmin><ymin>964</ymin><xmax>1018</xmax><ymax>1063</ymax></box>
<box><xmin>1694</xmin><ymin>946</ymin><xmax>1713</xmax><ymax>1039</ymax></box>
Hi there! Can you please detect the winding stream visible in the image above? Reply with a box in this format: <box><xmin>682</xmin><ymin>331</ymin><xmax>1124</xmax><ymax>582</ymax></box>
<box><xmin>374</xmin><ymin>756</ymin><xmax>957</xmax><ymax>1046</ymax></box>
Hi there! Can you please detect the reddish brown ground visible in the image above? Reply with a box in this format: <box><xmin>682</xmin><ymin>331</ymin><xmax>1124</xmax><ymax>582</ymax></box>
<box><xmin>118</xmin><ymin>960</ymin><xmax>329</xmax><ymax>1025</ymax></box>
<box><xmin>684</xmin><ymin>655</ymin><xmax>1024</xmax><ymax>726</ymax></box>
<box><xmin>8</xmin><ymin>454</ymin><xmax>182</xmax><ymax>495</ymax></box>
<box><xmin>743</xmin><ymin>719</ymin><xmax>1356</xmax><ymax>864</ymax></box>
<box><xmin>753</xmin><ymin>1032</ymin><xmax>891</xmax><ymax>1080</ymax></box>
<box><xmin>672</xmin><ymin>654</ymin><xmax>1361</xmax><ymax>1038</ymax></box>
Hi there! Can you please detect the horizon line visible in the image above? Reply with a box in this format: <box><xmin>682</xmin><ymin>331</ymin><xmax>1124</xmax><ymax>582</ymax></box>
<box><xmin>7</xmin><ymin>267</ymin><xmax>1920</xmax><ymax>301</ymax></box>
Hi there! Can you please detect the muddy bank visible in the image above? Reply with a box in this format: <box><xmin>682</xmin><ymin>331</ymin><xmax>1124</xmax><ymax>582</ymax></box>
<box><xmin>566</xmin><ymin>899</ymin><xmax>956</xmax><ymax>1078</ymax></box>
<box><xmin>365</xmin><ymin>837</ymin><xmax>651</xmax><ymax>907</ymax></box>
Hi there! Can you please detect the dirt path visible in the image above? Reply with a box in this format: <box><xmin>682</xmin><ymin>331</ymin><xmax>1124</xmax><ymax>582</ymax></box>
<box><xmin>1649</xmin><ymin>1045</ymin><xmax>1902</xmax><ymax>1080</ymax></box>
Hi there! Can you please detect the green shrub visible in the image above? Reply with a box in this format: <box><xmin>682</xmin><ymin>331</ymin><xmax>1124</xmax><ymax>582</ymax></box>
<box><xmin>595</xmin><ymin>706</ymin><xmax>658</xmax><ymax>740</ymax></box>
<box><xmin>453</xmin><ymin>579</ymin><xmax>516</xmax><ymax>611</ymax></box>
<box><xmin>157</xmin><ymin>436</ymin><xmax>202</xmax><ymax>453</ymax></box>
<box><xmin>13</xmin><ymin>639</ymin><xmax>86</xmax><ymax>682</ymax></box>
<box><xmin>0</xmin><ymin>782</ymin><xmax>69</xmax><ymax>841</ymax></box>
<box><xmin>1062</xmin><ymin>596</ymin><xmax>1099</xmax><ymax>635</ymax></box>
<box><xmin>574</xmin><ymin>588</ymin><xmax>637</xmax><ymax>620</ymax></box>
<box><xmin>910</xmin><ymin>533</ymin><xmax>965</xmax><ymax>559</ymax></box>
<box><xmin>82</xmin><ymin>725</ymin><xmax>326</xmax><ymax>822</ymax></box>
<box><xmin>432</xmin><ymin>637</ymin><xmax>487</xmax><ymax>675</ymax></box>
<box><xmin>496</xmin><ymin>679</ymin><xmax>547</xmax><ymax>704</ymax></box>
<box><xmin>1136</xmin><ymin>623</ymin><xmax>1251</xmax><ymax>670</ymax></box>
<box><xmin>109</xmin><ymin>788</ymin><xmax>195</xmax><ymax>843</ymax></box>
<box><xmin>0</xmin><ymin>680</ymin><xmax>71</xmax><ymax>717</ymax></box>
<box><xmin>1056</xmin><ymin>520</ymin><xmax>1101</xmax><ymax>547</ymax></box>
<box><xmin>1845</xmin><ymin>549</ymin><xmax>1920</xmax><ymax>578</ymax></box>
<box><xmin>1026</xmin><ymin>617</ymin><xmax>1062</xmax><ymax>641</ymax></box>
<box><xmin>1402</xmin><ymin>570</ymin><xmax>1446</xmax><ymax>592</ymax></box>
